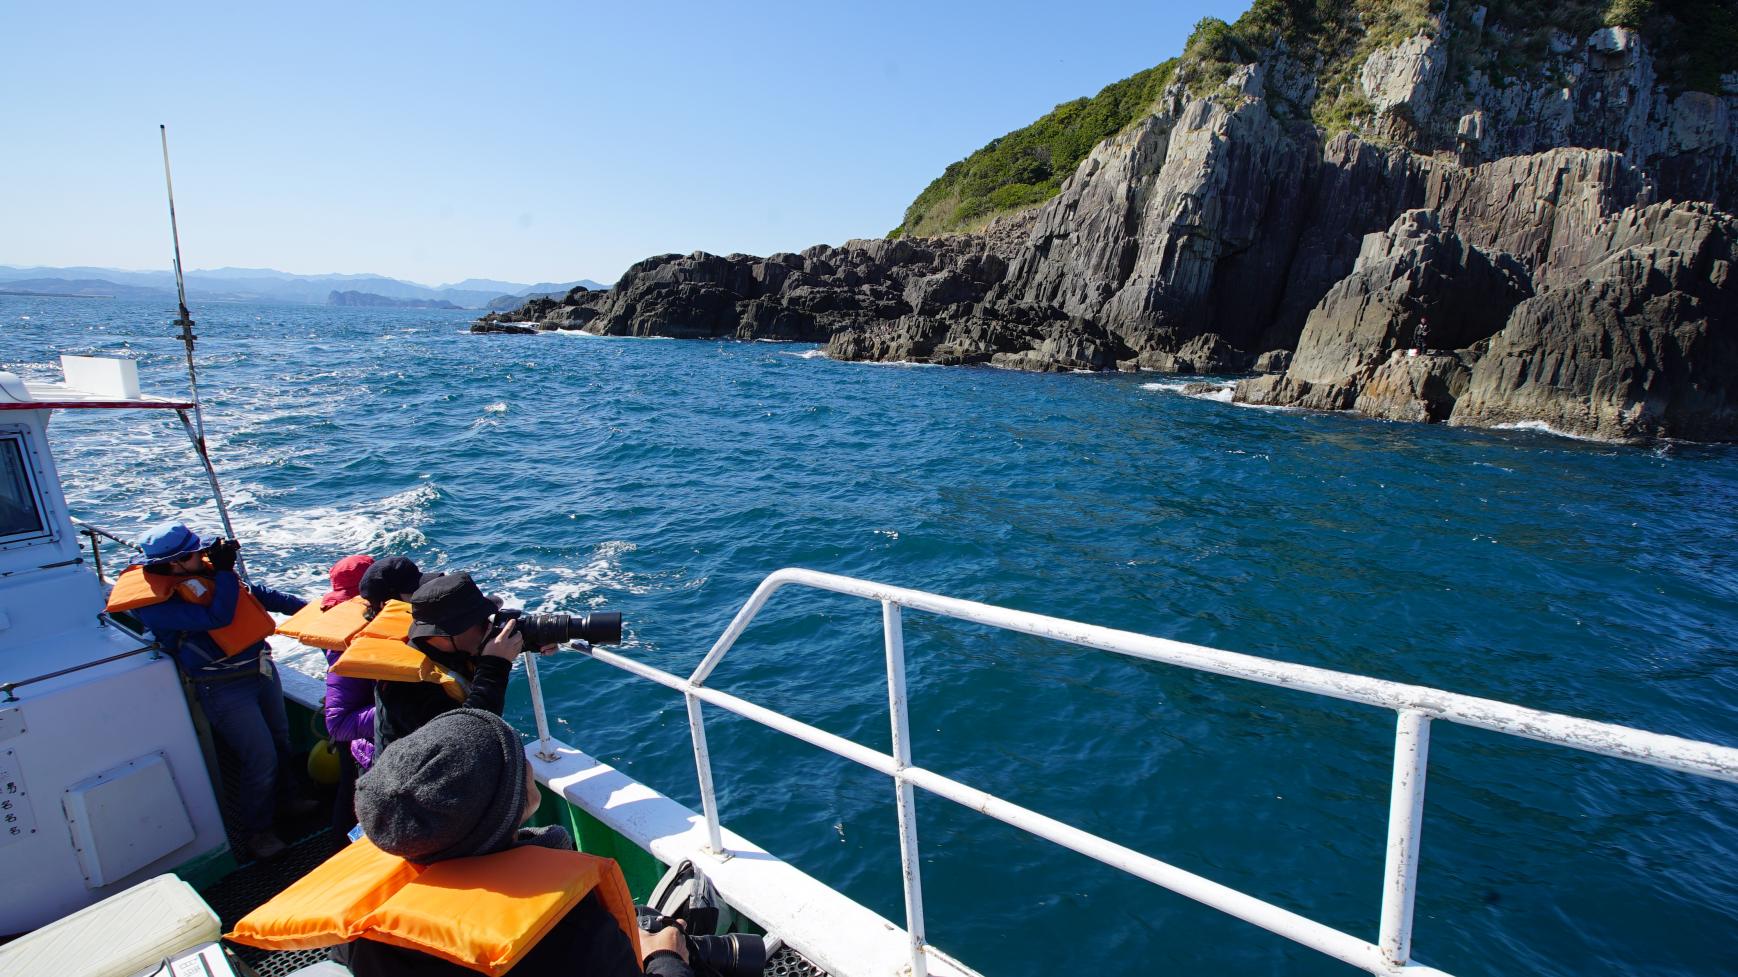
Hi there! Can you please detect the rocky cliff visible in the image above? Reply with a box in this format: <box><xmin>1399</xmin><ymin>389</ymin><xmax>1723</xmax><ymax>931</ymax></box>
<box><xmin>479</xmin><ymin>5</ymin><xmax>1736</xmax><ymax>442</ymax></box>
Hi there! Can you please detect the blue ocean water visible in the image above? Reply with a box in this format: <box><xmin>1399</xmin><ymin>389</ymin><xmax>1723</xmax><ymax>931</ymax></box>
<box><xmin>4</xmin><ymin>295</ymin><xmax>1736</xmax><ymax>977</ymax></box>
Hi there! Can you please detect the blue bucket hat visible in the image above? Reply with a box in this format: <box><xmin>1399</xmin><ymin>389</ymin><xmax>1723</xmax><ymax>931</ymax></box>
<box><xmin>139</xmin><ymin>522</ymin><xmax>205</xmax><ymax>562</ymax></box>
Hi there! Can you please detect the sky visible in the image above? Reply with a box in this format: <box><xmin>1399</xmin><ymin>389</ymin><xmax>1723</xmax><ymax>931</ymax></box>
<box><xmin>1</xmin><ymin>1</ymin><xmax>1250</xmax><ymax>287</ymax></box>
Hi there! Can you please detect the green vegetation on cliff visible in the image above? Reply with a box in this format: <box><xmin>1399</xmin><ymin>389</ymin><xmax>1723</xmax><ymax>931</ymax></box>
<box><xmin>893</xmin><ymin>0</ymin><xmax>1735</xmax><ymax>237</ymax></box>
<box><xmin>892</xmin><ymin>60</ymin><xmax>1176</xmax><ymax>237</ymax></box>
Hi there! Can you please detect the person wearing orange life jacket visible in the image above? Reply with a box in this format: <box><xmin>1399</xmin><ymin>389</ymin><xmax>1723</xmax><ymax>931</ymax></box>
<box><xmin>316</xmin><ymin>552</ymin><xmax>375</xmax><ymax>843</ymax></box>
<box><xmin>231</xmin><ymin>708</ymin><xmax>692</xmax><ymax>976</ymax></box>
<box><xmin>110</xmin><ymin>521</ymin><xmax>313</xmax><ymax>860</ymax></box>
<box><xmin>370</xmin><ymin>572</ymin><xmax>556</xmax><ymax>755</ymax></box>
<box><xmin>325</xmin><ymin>556</ymin><xmax>440</xmax><ymax>843</ymax></box>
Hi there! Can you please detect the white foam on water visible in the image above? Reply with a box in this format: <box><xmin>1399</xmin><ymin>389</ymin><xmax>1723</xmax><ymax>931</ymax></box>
<box><xmin>484</xmin><ymin>402</ymin><xmax>508</xmax><ymax>414</ymax></box>
<box><xmin>1492</xmin><ymin>420</ymin><xmax>1609</xmax><ymax>443</ymax></box>
<box><xmin>493</xmin><ymin>540</ymin><xmax>655</xmax><ymax>614</ymax></box>
<box><xmin>782</xmin><ymin>349</ymin><xmax>828</xmax><ymax>360</ymax></box>
<box><xmin>186</xmin><ymin>482</ymin><xmax>438</xmax><ymax>557</ymax></box>
<box><xmin>863</xmin><ymin>359</ymin><xmax>941</xmax><ymax>369</ymax></box>
<box><xmin>1141</xmin><ymin>380</ymin><xmax>1235</xmax><ymax>402</ymax></box>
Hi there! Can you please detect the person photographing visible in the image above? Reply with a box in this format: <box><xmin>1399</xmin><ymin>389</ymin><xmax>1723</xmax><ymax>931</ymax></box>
<box><xmin>105</xmin><ymin>521</ymin><xmax>312</xmax><ymax>860</ymax></box>
<box><xmin>368</xmin><ymin>572</ymin><xmax>556</xmax><ymax>753</ymax></box>
<box><xmin>229</xmin><ymin>708</ymin><xmax>692</xmax><ymax>976</ymax></box>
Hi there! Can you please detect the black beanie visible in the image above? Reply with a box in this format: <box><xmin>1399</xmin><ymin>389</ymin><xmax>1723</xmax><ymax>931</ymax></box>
<box><xmin>354</xmin><ymin>708</ymin><xmax>527</xmax><ymax>863</ymax></box>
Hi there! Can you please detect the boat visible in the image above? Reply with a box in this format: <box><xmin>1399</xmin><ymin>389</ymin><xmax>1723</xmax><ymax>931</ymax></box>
<box><xmin>1</xmin><ymin>352</ymin><xmax>1736</xmax><ymax>977</ymax></box>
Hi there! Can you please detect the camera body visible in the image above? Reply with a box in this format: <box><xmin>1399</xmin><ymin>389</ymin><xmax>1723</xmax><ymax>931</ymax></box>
<box><xmin>488</xmin><ymin>607</ymin><xmax>622</xmax><ymax>648</ymax></box>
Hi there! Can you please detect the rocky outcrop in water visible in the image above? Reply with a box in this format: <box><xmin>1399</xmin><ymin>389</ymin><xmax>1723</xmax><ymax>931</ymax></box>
<box><xmin>478</xmin><ymin>233</ymin><xmax>1017</xmax><ymax>344</ymax></box>
<box><xmin>479</xmin><ymin>17</ymin><xmax>1736</xmax><ymax>441</ymax></box>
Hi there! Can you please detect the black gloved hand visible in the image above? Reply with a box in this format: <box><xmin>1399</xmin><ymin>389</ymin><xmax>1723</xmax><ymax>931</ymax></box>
<box><xmin>206</xmin><ymin>537</ymin><xmax>240</xmax><ymax>572</ymax></box>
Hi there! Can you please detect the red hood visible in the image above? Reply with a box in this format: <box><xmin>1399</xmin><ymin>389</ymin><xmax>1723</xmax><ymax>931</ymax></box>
<box><xmin>321</xmin><ymin>553</ymin><xmax>374</xmax><ymax>609</ymax></box>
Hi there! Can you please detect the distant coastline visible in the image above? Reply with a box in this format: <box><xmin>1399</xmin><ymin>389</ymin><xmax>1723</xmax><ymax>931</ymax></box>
<box><xmin>0</xmin><ymin>265</ymin><xmax>604</xmax><ymax>311</ymax></box>
<box><xmin>0</xmin><ymin>289</ymin><xmax>114</xmax><ymax>299</ymax></box>
<box><xmin>327</xmin><ymin>290</ymin><xmax>459</xmax><ymax>309</ymax></box>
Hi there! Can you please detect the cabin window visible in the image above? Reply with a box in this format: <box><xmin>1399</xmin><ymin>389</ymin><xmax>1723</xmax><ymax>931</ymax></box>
<box><xmin>0</xmin><ymin>436</ymin><xmax>46</xmax><ymax>542</ymax></box>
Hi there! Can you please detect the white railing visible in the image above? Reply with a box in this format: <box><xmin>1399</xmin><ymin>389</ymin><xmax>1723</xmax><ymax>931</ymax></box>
<box><xmin>523</xmin><ymin>568</ymin><xmax>1738</xmax><ymax>977</ymax></box>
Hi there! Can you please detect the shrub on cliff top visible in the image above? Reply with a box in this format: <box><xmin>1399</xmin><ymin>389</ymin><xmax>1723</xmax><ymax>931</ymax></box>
<box><xmin>893</xmin><ymin>59</ymin><xmax>1178</xmax><ymax>237</ymax></box>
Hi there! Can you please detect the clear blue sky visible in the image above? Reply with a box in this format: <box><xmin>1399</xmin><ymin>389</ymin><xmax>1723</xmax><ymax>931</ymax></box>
<box><xmin>2</xmin><ymin>1</ymin><xmax>1249</xmax><ymax>287</ymax></box>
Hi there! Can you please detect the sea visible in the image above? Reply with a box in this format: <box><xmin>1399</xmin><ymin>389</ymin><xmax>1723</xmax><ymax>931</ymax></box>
<box><xmin>4</xmin><ymin>296</ymin><xmax>1736</xmax><ymax>977</ymax></box>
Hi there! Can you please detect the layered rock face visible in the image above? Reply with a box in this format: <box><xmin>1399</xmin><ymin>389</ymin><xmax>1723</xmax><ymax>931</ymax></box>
<box><xmin>480</xmin><ymin>20</ymin><xmax>1736</xmax><ymax>441</ymax></box>
<box><xmin>1451</xmin><ymin>204</ymin><xmax>1738</xmax><ymax>440</ymax></box>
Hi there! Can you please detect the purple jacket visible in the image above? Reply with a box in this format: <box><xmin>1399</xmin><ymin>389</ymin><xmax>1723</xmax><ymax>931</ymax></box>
<box><xmin>323</xmin><ymin>648</ymin><xmax>377</xmax><ymax>770</ymax></box>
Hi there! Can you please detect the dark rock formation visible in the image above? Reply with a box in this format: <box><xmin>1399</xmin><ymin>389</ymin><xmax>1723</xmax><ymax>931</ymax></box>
<box><xmin>1236</xmin><ymin>208</ymin><xmax>1532</xmax><ymax>419</ymax></box>
<box><xmin>470</xmin><ymin>321</ymin><xmax>537</xmax><ymax>335</ymax></box>
<box><xmin>1242</xmin><ymin>200</ymin><xmax>1738</xmax><ymax>439</ymax></box>
<box><xmin>1451</xmin><ymin>203</ymin><xmax>1738</xmax><ymax>441</ymax></box>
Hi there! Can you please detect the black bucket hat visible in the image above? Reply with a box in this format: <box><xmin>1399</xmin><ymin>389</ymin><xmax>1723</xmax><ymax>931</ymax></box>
<box><xmin>360</xmin><ymin>556</ymin><xmax>440</xmax><ymax>603</ymax></box>
<box><xmin>408</xmin><ymin>572</ymin><xmax>499</xmax><ymax>640</ymax></box>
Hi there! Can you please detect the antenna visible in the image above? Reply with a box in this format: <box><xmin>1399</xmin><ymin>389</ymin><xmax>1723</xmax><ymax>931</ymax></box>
<box><xmin>159</xmin><ymin>126</ymin><xmax>246</xmax><ymax>578</ymax></box>
<box><xmin>160</xmin><ymin>125</ymin><xmax>204</xmax><ymax>444</ymax></box>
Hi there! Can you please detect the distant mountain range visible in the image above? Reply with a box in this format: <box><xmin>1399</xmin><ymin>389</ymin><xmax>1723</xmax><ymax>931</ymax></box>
<box><xmin>0</xmin><ymin>265</ymin><xmax>608</xmax><ymax>310</ymax></box>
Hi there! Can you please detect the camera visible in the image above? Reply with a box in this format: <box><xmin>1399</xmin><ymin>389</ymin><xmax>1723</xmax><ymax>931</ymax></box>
<box><xmin>489</xmin><ymin>607</ymin><xmax>622</xmax><ymax>648</ymax></box>
<box><xmin>200</xmin><ymin>537</ymin><xmax>241</xmax><ymax>572</ymax></box>
<box><xmin>637</xmin><ymin>910</ymin><xmax>767</xmax><ymax>977</ymax></box>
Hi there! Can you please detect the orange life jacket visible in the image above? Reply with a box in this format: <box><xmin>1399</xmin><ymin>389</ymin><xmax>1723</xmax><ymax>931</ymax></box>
<box><xmin>104</xmin><ymin>565</ymin><xmax>277</xmax><ymax>656</ymax></box>
<box><xmin>274</xmin><ymin>600</ymin><xmax>327</xmax><ymax>642</ymax></box>
<box><xmin>275</xmin><ymin>595</ymin><xmax>371</xmax><ymax>651</ymax></box>
<box><xmin>226</xmin><ymin>838</ymin><xmax>640</xmax><ymax>976</ymax></box>
<box><xmin>332</xmin><ymin>601</ymin><xmax>467</xmax><ymax>702</ymax></box>
<box><xmin>358</xmin><ymin>598</ymin><xmax>413</xmax><ymax>640</ymax></box>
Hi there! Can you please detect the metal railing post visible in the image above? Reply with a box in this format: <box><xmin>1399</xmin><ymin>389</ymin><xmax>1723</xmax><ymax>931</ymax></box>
<box><xmin>520</xmin><ymin>651</ymin><xmax>558</xmax><ymax>762</ymax></box>
<box><xmin>84</xmin><ymin>528</ymin><xmax>105</xmax><ymax>582</ymax></box>
<box><xmin>688</xmin><ymin>691</ymin><xmax>727</xmax><ymax>855</ymax></box>
<box><xmin>883</xmin><ymin>600</ymin><xmax>929</xmax><ymax>977</ymax></box>
<box><xmin>1379</xmin><ymin>709</ymin><xmax>1432</xmax><ymax>967</ymax></box>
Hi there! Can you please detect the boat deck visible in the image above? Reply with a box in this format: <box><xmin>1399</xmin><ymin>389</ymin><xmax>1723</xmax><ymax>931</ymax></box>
<box><xmin>201</xmin><ymin>829</ymin><xmax>341</xmax><ymax>977</ymax></box>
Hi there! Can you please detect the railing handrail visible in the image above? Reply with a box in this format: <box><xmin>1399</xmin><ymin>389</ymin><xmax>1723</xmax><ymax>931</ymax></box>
<box><xmin>524</xmin><ymin>567</ymin><xmax>1738</xmax><ymax>977</ymax></box>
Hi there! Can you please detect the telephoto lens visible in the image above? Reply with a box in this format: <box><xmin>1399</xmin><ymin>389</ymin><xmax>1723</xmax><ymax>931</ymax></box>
<box><xmin>685</xmin><ymin>933</ymin><xmax>768</xmax><ymax>977</ymax></box>
<box><xmin>495</xmin><ymin>609</ymin><xmax>623</xmax><ymax>648</ymax></box>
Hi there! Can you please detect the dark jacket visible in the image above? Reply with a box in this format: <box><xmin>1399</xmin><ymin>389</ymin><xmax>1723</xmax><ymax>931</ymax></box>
<box><xmin>372</xmin><ymin>640</ymin><xmax>511</xmax><ymax>754</ymax></box>
<box><xmin>129</xmin><ymin>570</ymin><xmax>305</xmax><ymax>678</ymax></box>
<box><xmin>346</xmin><ymin>889</ymin><xmax>693</xmax><ymax>977</ymax></box>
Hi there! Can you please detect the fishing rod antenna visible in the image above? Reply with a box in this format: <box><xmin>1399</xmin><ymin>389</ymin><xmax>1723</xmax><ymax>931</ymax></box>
<box><xmin>159</xmin><ymin>126</ymin><xmax>247</xmax><ymax>579</ymax></box>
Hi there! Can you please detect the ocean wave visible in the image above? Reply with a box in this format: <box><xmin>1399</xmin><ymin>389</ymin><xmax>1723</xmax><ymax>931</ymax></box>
<box><xmin>187</xmin><ymin>482</ymin><xmax>438</xmax><ymax>557</ymax></box>
<box><xmin>1229</xmin><ymin>400</ymin><xmax>1305</xmax><ymax>412</ymax></box>
<box><xmin>1140</xmin><ymin>380</ymin><xmax>1235</xmax><ymax>403</ymax></box>
<box><xmin>493</xmin><ymin>540</ymin><xmax>655</xmax><ymax>611</ymax></box>
<box><xmin>781</xmin><ymin>349</ymin><xmax>828</xmax><ymax>360</ymax></box>
<box><xmin>1492</xmin><ymin>420</ymin><xmax>1611</xmax><ymax>443</ymax></box>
